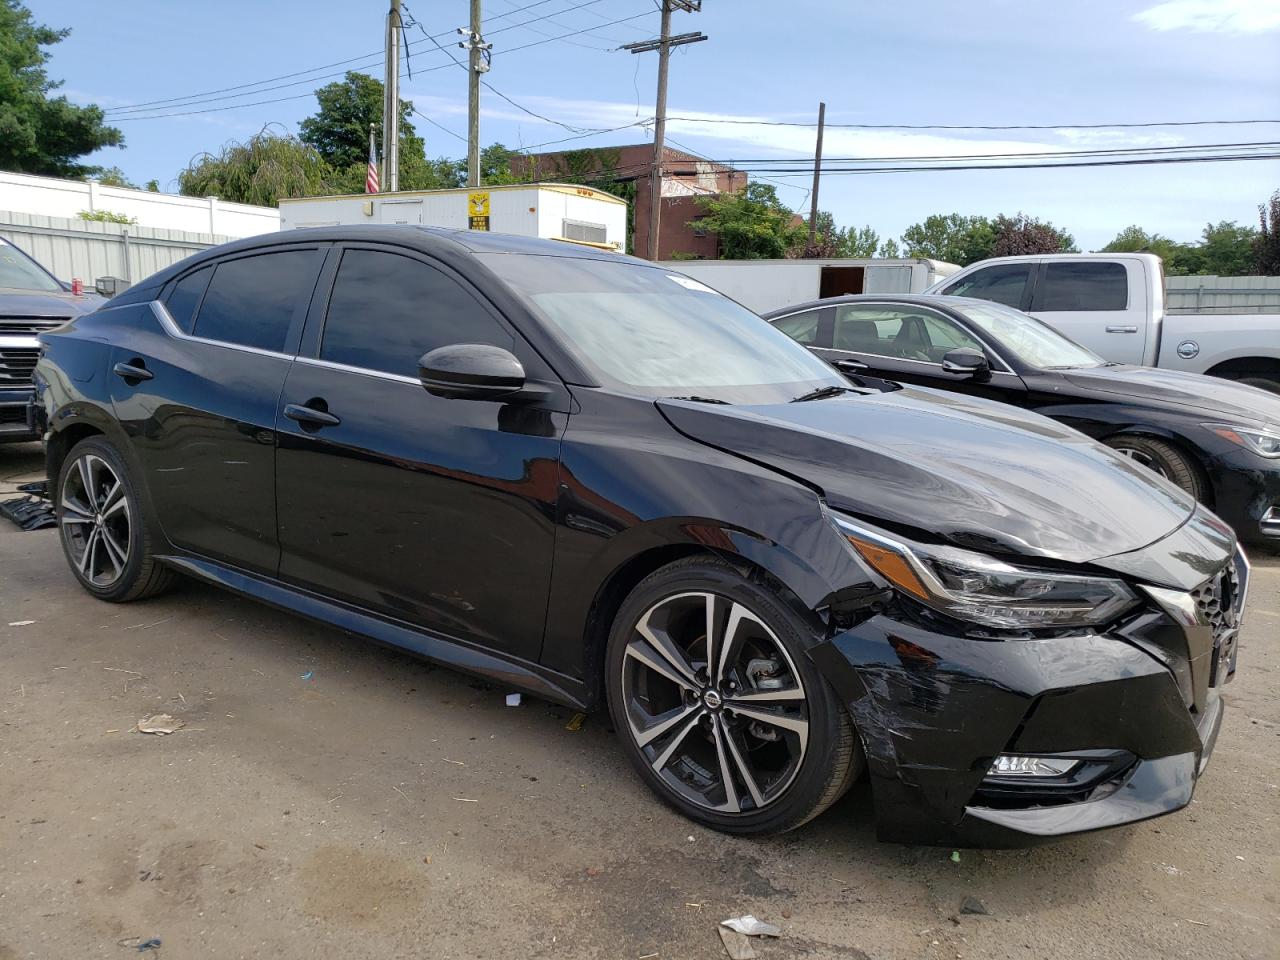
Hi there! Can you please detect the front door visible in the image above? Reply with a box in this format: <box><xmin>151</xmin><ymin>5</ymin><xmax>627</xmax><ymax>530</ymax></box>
<box><xmin>274</xmin><ymin>244</ymin><xmax>567</xmax><ymax>663</ymax></box>
<box><xmin>813</xmin><ymin>302</ymin><xmax>1028</xmax><ymax>404</ymax></box>
<box><xmin>109</xmin><ymin>246</ymin><xmax>325</xmax><ymax>574</ymax></box>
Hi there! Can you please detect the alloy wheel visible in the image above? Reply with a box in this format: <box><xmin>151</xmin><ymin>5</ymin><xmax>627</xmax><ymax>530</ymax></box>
<box><xmin>1111</xmin><ymin>446</ymin><xmax>1170</xmax><ymax>479</ymax></box>
<box><xmin>621</xmin><ymin>591</ymin><xmax>809</xmax><ymax>814</ymax></box>
<box><xmin>60</xmin><ymin>453</ymin><xmax>131</xmax><ymax>588</ymax></box>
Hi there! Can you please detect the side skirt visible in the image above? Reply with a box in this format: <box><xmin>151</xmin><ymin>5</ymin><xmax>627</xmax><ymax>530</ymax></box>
<box><xmin>159</xmin><ymin>554</ymin><xmax>592</xmax><ymax>710</ymax></box>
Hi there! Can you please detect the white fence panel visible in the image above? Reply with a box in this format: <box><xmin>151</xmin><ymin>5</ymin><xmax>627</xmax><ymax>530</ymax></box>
<box><xmin>0</xmin><ymin>211</ymin><xmax>230</xmax><ymax>286</ymax></box>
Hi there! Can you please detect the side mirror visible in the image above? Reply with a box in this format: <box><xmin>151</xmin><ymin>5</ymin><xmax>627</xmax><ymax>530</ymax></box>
<box><xmin>418</xmin><ymin>343</ymin><xmax>526</xmax><ymax>400</ymax></box>
<box><xmin>941</xmin><ymin>347</ymin><xmax>990</xmax><ymax>380</ymax></box>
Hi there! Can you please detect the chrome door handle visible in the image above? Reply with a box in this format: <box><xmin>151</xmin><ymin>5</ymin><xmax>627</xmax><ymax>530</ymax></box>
<box><xmin>1105</xmin><ymin>325</ymin><xmax>1138</xmax><ymax>334</ymax></box>
<box><xmin>112</xmin><ymin>361</ymin><xmax>153</xmax><ymax>381</ymax></box>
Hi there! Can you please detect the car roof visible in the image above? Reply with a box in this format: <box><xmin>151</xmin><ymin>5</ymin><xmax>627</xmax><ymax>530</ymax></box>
<box><xmin>762</xmin><ymin>293</ymin><xmax>969</xmax><ymax>319</ymax></box>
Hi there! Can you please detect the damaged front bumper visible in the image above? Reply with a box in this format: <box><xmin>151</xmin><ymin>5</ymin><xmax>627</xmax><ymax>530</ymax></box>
<box><xmin>811</xmin><ymin>558</ymin><xmax>1241</xmax><ymax>847</ymax></box>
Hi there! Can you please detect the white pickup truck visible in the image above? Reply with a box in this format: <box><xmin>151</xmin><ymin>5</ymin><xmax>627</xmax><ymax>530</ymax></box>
<box><xmin>925</xmin><ymin>252</ymin><xmax>1280</xmax><ymax>392</ymax></box>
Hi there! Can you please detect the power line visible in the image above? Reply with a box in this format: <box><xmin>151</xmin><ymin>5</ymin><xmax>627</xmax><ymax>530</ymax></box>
<box><xmin>737</xmin><ymin>152</ymin><xmax>1280</xmax><ymax>176</ymax></box>
<box><xmin>107</xmin><ymin>2</ymin><xmax>648</xmax><ymax>119</ymax></box>
<box><xmin>411</xmin><ymin>107</ymin><xmax>468</xmax><ymax>143</ymax></box>
<box><xmin>710</xmin><ymin>140</ymin><xmax>1280</xmax><ymax>166</ymax></box>
<box><xmin>109</xmin><ymin>10</ymin><xmax>656</xmax><ymax>121</ymax></box>
<box><xmin>666</xmin><ymin>115</ymin><xmax>1280</xmax><ymax>131</ymax></box>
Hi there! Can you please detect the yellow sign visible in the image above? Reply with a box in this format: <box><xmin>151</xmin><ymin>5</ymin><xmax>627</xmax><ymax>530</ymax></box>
<box><xmin>467</xmin><ymin>191</ymin><xmax>490</xmax><ymax>217</ymax></box>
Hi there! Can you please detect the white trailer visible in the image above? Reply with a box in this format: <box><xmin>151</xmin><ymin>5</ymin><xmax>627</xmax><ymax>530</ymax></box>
<box><xmin>661</xmin><ymin>258</ymin><xmax>960</xmax><ymax>314</ymax></box>
<box><xmin>278</xmin><ymin>183</ymin><xmax>628</xmax><ymax>252</ymax></box>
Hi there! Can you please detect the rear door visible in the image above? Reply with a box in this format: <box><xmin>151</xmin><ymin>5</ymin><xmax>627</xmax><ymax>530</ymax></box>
<box><xmin>109</xmin><ymin>245</ymin><xmax>326</xmax><ymax>574</ymax></box>
<box><xmin>1026</xmin><ymin>259</ymin><xmax>1147</xmax><ymax>364</ymax></box>
<box><xmin>274</xmin><ymin>243</ymin><xmax>568</xmax><ymax>663</ymax></box>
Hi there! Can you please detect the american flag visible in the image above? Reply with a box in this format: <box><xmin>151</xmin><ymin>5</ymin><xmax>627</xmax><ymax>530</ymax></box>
<box><xmin>366</xmin><ymin>126</ymin><xmax>380</xmax><ymax>194</ymax></box>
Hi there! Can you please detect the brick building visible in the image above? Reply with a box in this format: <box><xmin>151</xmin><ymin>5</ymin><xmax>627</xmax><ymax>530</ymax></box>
<box><xmin>510</xmin><ymin>144</ymin><xmax>746</xmax><ymax>259</ymax></box>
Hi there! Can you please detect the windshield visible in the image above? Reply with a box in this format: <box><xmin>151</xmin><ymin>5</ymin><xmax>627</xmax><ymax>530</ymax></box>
<box><xmin>483</xmin><ymin>253</ymin><xmax>845</xmax><ymax>403</ymax></box>
<box><xmin>949</xmin><ymin>299</ymin><xmax>1105</xmax><ymax>369</ymax></box>
<box><xmin>0</xmin><ymin>240</ymin><xmax>62</xmax><ymax>293</ymax></box>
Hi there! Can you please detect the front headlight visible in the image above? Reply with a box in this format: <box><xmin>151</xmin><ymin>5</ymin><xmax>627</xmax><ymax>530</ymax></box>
<box><xmin>832</xmin><ymin>515</ymin><xmax>1138</xmax><ymax>630</ymax></box>
<box><xmin>1204</xmin><ymin>423</ymin><xmax>1280</xmax><ymax>458</ymax></box>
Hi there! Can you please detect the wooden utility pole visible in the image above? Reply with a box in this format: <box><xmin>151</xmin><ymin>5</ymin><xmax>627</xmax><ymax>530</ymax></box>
<box><xmin>459</xmin><ymin>0</ymin><xmax>490</xmax><ymax>187</ymax></box>
<box><xmin>623</xmin><ymin>2</ymin><xmax>705</xmax><ymax>260</ymax></box>
<box><xmin>807</xmin><ymin>101</ymin><xmax>826</xmax><ymax>254</ymax></box>
<box><xmin>383</xmin><ymin>0</ymin><xmax>402</xmax><ymax>192</ymax></box>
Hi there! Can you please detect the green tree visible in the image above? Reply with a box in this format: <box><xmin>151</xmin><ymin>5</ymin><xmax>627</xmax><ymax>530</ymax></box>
<box><xmin>0</xmin><ymin>0</ymin><xmax>124</xmax><ymax>177</ymax></box>
<box><xmin>990</xmin><ymin>213</ymin><xmax>1076</xmax><ymax>257</ymax></box>
<box><xmin>692</xmin><ymin>183</ymin><xmax>804</xmax><ymax>259</ymax></box>
<box><xmin>144</xmin><ymin>179</ymin><xmax>160</xmax><ymax>192</ymax></box>
<box><xmin>1258</xmin><ymin>190</ymin><xmax>1280</xmax><ymax>274</ymax></box>
<box><xmin>178</xmin><ymin>129</ymin><xmax>332</xmax><ymax>207</ymax></box>
<box><xmin>1195</xmin><ymin>220</ymin><xmax>1257</xmax><ymax>276</ymax></box>
<box><xmin>93</xmin><ymin>166</ymin><xmax>137</xmax><ymax>188</ymax></box>
<box><xmin>877</xmin><ymin>237</ymin><xmax>901</xmax><ymax>258</ymax></box>
<box><xmin>799</xmin><ymin>213</ymin><xmax>881</xmax><ymax>258</ymax></box>
<box><xmin>299</xmin><ymin>71</ymin><xmax>460</xmax><ymax>192</ymax></box>
<box><xmin>900</xmin><ymin>213</ymin><xmax>995</xmax><ymax>265</ymax></box>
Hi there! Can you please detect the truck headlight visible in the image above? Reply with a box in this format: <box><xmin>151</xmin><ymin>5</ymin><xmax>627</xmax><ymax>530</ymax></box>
<box><xmin>1204</xmin><ymin>423</ymin><xmax>1280</xmax><ymax>459</ymax></box>
<box><xmin>832</xmin><ymin>515</ymin><xmax>1137</xmax><ymax>630</ymax></box>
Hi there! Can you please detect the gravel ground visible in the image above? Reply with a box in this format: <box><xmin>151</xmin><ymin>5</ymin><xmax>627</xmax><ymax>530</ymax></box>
<box><xmin>1</xmin><ymin>440</ymin><xmax>1277</xmax><ymax>960</ymax></box>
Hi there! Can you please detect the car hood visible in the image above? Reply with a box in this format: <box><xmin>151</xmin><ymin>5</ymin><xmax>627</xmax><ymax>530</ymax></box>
<box><xmin>1063</xmin><ymin>365</ymin><xmax>1280</xmax><ymax>427</ymax></box>
<box><xmin>0</xmin><ymin>287</ymin><xmax>102</xmax><ymax>318</ymax></box>
<box><xmin>657</xmin><ymin>387</ymin><xmax>1196</xmax><ymax>564</ymax></box>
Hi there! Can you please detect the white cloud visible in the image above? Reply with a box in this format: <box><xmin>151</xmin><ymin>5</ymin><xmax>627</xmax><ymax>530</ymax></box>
<box><xmin>1134</xmin><ymin>0</ymin><xmax>1280</xmax><ymax>33</ymax></box>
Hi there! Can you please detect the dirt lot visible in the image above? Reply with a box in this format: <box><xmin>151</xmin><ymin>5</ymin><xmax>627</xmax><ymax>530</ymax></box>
<box><xmin>1</xmin><ymin>440</ymin><xmax>1277</xmax><ymax>960</ymax></box>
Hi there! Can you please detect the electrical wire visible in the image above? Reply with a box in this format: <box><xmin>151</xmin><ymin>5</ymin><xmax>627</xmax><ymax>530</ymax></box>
<box><xmin>411</xmin><ymin>107</ymin><xmax>468</xmax><ymax>143</ymax></box>
<box><xmin>665</xmin><ymin>115</ymin><xmax>1280</xmax><ymax>131</ymax></box>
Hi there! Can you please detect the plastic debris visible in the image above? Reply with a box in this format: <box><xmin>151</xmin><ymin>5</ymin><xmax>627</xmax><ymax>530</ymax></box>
<box><xmin>564</xmin><ymin>712</ymin><xmax>586</xmax><ymax>731</ymax></box>
<box><xmin>136</xmin><ymin>714</ymin><xmax>184</xmax><ymax>736</ymax></box>
<box><xmin>506</xmin><ymin>693</ymin><xmax>522</xmax><ymax>706</ymax></box>
<box><xmin>717</xmin><ymin>927</ymin><xmax>756</xmax><ymax>960</ymax></box>
<box><xmin>950</xmin><ymin>850</ymin><xmax>961</xmax><ymax>863</ymax></box>
<box><xmin>960</xmin><ymin>896</ymin><xmax>989</xmax><ymax>916</ymax></box>
<box><xmin>8</xmin><ymin>620</ymin><xmax>35</xmax><ymax>627</ymax></box>
<box><xmin>300</xmin><ymin>671</ymin><xmax>314</xmax><ymax>681</ymax></box>
<box><xmin>720</xmin><ymin>916</ymin><xmax>781</xmax><ymax>938</ymax></box>
<box><xmin>117</xmin><ymin>937</ymin><xmax>162</xmax><ymax>952</ymax></box>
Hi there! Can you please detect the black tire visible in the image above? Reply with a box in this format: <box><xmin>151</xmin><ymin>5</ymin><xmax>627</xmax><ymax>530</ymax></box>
<box><xmin>606</xmin><ymin>555</ymin><xmax>862</xmax><ymax>836</ymax></box>
<box><xmin>1104</xmin><ymin>434</ymin><xmax>1206</xmax><ymax>501</ymax></box>
<box><xmin>55</xmin><ymin>436</ymin><xmax>175</xmax><ymax>602</ymax></box>
<box><xmin>1235</xmin><ymin>376</ymin><xmax>1280</xmax><ymax>396</ymax></box>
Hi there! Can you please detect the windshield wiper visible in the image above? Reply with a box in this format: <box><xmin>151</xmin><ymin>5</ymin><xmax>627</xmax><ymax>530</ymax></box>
<box><xmin>667</xmin><ymin>395</ymin><xmax>730</xmax><ymax>405</ymax></box>
<box><xmin>791</xmin><ymin>385</ymin><xmax>853</xmax><ymax>403</ymax></box>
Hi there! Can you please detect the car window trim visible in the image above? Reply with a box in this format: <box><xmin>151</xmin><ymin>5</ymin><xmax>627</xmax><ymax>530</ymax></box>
<box><xmin>150</xmin><ymin>300</ymin><xmax>298</xmax><ymax>362</ymax></box>
<box><xmin>827</xmin><ymin>301</ymin><xmax>1016</xmax><ymax>374</ymax></box>
<box><xmin>292</xmin><ymin>354</ymin><xmax>421</xmax><ymax>386</ymax></box>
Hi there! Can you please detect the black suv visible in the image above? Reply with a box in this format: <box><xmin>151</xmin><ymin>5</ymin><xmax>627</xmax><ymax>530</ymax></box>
<box><xmin>33</xmin><ymin>227</ymin><xmax>1248</xmax><ymax>845</ymax></box>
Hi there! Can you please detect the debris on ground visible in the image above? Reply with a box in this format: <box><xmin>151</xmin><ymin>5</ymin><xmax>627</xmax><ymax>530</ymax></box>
<box><xmin>300</xmin><ymin>671</ymin><xmax>314</xmax><ymax>680</ymax></box>
<box><xmin>717</xmin><ymin>927</ymin><xmax>756</xmax><ymax>959</ymax></box>
<box><xmin>8</xmin><ymin>620</ymin><xmax>36</xmax><ymax>626</ymax></box>
<box><xmin>720</xmin><ymin>916</ymin><xmax>781</xmax><ymax>937</ymax></box>
<box><xmin>960</xmin><ymin>896</ymin><xmax>989</xmax><ymax>915</ymax></box>
<box><xmin>506</xmin><ymin>693</ymin><xmax>522</xmax><ymax>706</ymax></box>
<box><xmin>136</xmin><ymin>714</ymin><xmax>184</xmax><ymax>736</ymax></box>
<box><xmin>1</xmin><ymin>489</ymin><xmax>56</xmax><ymax>531</ymax></box>
<box><xmin>117</xmin><ymin>936</ymin><xmax>162</xmax><ymax>952</ymax></box>
<box><xmin>564</xmin><ymin>712</ymin><xmax>586</xmax><ymax>731</ymax></box>
<box><xmin>950</xmin><ymin>850</ymin><xmax>962</xmax><ymax>863</ymax></box>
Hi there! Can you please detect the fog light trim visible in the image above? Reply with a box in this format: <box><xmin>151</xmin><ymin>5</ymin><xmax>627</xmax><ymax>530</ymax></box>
<box><xmin>987</xmin><ymin>754</ymin><xmax>1082</xmax><ymax>778</ymax></box>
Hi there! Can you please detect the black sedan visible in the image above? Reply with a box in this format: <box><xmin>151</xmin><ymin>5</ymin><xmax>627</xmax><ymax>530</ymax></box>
<box><xmin>33</xmin><ymin>228</ymin><xmax>1247</xmax><ymax>846</ymax></box>
<box><xmin>766</xmin><ymin>294</ymin><xmax>1280</xmax><ymax>547</ymax></box>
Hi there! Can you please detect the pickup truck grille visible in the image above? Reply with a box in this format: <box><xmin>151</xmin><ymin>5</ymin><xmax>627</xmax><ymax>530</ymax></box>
<box><xmin>0</xmin><ymin>316</ymin><xmax>68</xmax><ymax>335</ymax></box>
<box><xmin>0</xmin><ymin>348</ymin><xmax>39</xmax><ymax>385</ymax></box>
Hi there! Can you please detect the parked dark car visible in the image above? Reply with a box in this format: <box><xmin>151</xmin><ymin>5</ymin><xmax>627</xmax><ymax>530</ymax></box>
<box><xmin>766</xmin><ymin>294</ymin><xmax>1280</xmax><ymax>546</ymax></box>
<box><xmin>33</xmin><ymin>227</ymin><xmax>1248</xmax><ymax>845</ymax></box>
<box><xmin>0</xmin><ymin>238</ymin><xmax>100</xmax><ymax>443</ymax></box>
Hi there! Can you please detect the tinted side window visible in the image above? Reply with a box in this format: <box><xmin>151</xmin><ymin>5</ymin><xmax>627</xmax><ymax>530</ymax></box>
<box><xmin>941</xmin><ymin>264</ymin><xmax>1031</xmax><ymax>309</ymax></box>
<box><xmin>193</xmin><ymin>251</ymin><xmax>317</xmax><ymax>352</ymax></box>
<box><xmin>1036</xmin><ymin>262</ymin><xmax>1128</xmax><ymax>311</ymax></box>
<box><xmin>164</xmin><ymin>266</ymin><xmax>213</xmax><ymax>333</ymax></box>
<box><xmin>320</xmin><ymin>249</ymin><xmax>512</xmax><ymax>377</ymax></box>
<box><xmin>773</xmin><ymin>309</ymin><xmax>824</xmax><ymax>346</ymax></box>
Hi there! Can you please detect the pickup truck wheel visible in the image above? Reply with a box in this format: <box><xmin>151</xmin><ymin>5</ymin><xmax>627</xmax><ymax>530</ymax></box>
<box><xmin>1235</xmin><ymin>376</ymin><xmax>1280</xmax><ymax>395</ymax></box>
<box><xmin>1105</xmin><ymin>435</ymin><xmax>1205</xmax><ymax>502</ymax></box>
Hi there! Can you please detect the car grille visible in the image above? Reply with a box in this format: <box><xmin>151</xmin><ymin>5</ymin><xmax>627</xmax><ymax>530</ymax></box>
<box><xmin>1192</xmin><ymin>561</ymin><xmax>1240</xmax><ymax>648</ymax></box>
<box><xmin>0</xmin><ymin>348</ymin><xmax>39</xmax><ymax>385</ymax></box>
<box><xmin>0</xmin><ymin>316</ymin><xmax>68</xmax><ymax>335</ymax></box>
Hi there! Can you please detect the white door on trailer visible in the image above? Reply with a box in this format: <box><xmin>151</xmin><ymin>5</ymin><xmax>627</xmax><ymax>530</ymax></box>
<box><xmin>379</xmin><ymin>200</ymin><xmax>423</xmax><ymax>225</ymax></box>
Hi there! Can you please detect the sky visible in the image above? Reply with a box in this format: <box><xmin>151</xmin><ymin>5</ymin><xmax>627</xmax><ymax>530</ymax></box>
<box><xmin>42</xmin><ymin>0</ymin><xmax>1280</xmax><ymax>252</ymax></box>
